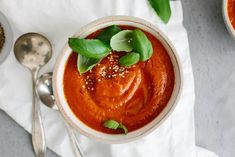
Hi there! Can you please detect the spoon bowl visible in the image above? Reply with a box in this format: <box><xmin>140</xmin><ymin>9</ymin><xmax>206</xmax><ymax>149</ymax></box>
<box><xmin>14</xmin><ymin>33</ymin><xmax>52</xmax><ymax>70</ymax></box>
<box><xmin>36</xmin><ymin>72</ymin><xmax>56</xmax><ymax>109</ymax></box>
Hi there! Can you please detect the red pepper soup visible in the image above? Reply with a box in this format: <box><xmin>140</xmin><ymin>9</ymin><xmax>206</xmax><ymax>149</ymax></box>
<box><xmin>228</xmin><ymin>0</ymin><xmax>235</xmax><ymax>29</ymax></box>
<box><xmin>63</xmin><ymin>26</ymin><xmax>175</xmax><ymax>134</ymax></box>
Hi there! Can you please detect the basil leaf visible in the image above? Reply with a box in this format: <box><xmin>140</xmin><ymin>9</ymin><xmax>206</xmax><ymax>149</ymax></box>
<box><xmin>119</xmin><ymin>52</ymin><xmax>140</xmax><ymax>66</ymax></box>
<box><xmin>110</xmin><ymin>30</ymin><xmax>133</xmax><ymax>52</ymax></box>
<box><xmin>103</xmin><ymin>119</ymin><xmax>128</xmax><ymax>134</ymax></box>
<box><xmin>69</xmin><ymin>38</ymin><xmax>111</xmax><ymax>59</ymax></box>
<box><xmin>103</xmin><ymin>120</ymin><xmax>120</xmax><ymax>129</ymax></box>
<box><xmin>97</xmin><ymin>25</ymin><xmax>121</xmax><ymax>44</ymax></box>
<box><xmin>132</xmin><ymin>29</ymin><xmax>153</xmax><ymax>61</ymax></box>
<box><xmin>148</xmin><ymin>0</ymin><xmax>171</xmax><ymax>23</ymax></box>
<box><xmin>77</xmin><ymin>54</ymin><xmax>100</xmax><ymax>74</ymax></box>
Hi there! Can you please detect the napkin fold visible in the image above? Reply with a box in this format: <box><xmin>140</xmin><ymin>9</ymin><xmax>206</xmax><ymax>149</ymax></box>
<box><xmin>0</xmin><ymin>0</ymin><xmax>218</xmax><ymax>157</ymax></box>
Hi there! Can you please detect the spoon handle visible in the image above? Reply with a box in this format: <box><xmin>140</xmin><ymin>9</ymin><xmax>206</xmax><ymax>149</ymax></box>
<box><xmin>32</xmin><ymin>70</ymin><xmax>46</xmax><ymax>157</ymax></box>
<box><xmin>65</xmin><ymin>122</ymin><xmax>85</xmax><ymax>157</ymax></box>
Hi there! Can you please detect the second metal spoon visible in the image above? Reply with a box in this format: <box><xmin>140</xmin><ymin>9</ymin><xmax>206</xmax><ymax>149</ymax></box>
<box><xmin>36</xmin><ymin>72</ymin><xmax>85</xmax><ymax>157</ymax></box>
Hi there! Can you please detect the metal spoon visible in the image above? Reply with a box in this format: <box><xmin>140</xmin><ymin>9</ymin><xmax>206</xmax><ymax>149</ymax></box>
<box><xmin>14</xmin><ymin>33</ymin><xmax>52</xmax><ymax>157</ymax></box>
<box><xmin>36</xmin><ymin>72</ymin><xmax>85</xmax><ymax>157</ymax></box>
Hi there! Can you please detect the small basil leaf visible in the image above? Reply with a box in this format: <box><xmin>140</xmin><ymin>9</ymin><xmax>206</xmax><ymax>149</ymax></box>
<box><xmin>103</xmin><ymin>119</ymin><xmax>128</xmax><ymax>134</ymax></box>
<box><xmin>103</xmin><ymin>120</ymin><xmax>120</xmax><ymax>129</ymax></box>
<box><xmin>118</xmin><ymin>123</ymin><xmax>128</xmax><ymax>134</ymax></box>
<box><xmin>148</xmin><ymin>0</ymin><xmax>171</xmax><ymax>23</ymax></box>
<box><xmin>69</xmin><ymin>38</ymin><xmax>111</xmax><ymax>59</ymax></box>
<box><xmin>77</xmin><ymin>54</ymin><xmax>100</xmax><ymax>74</ymax></box>
<box><xmin>119</xmin><ymin>52</ymin><xmax>140</xmax><ymax>66</ymax></box>
<box><xmin>110</xmin><ymin>30</ymin><xmax>133</xmax><ymax>52</ymax></box>
<box><xmin>132</xmin><ymin>29</ymin><xmax>153</xmax><ymax>61</ymax></box>
<box><xmin>97</xmin><ymin>25</ymin><xmax>121</xmax><ymax>44</ymax></box>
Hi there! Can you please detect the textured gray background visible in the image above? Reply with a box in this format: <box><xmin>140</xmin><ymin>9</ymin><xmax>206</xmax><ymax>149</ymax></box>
<box><xmin>0</xmin><ymin>0</ymin><xmax>234</xmax><ymax>156</ymax></box>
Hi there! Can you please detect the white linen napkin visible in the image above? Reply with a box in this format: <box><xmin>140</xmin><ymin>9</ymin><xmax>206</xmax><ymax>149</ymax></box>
<box><xmin>0</xmin><ymin>0</ymin><xmax>218</xmax><ymax>157</ymax></box>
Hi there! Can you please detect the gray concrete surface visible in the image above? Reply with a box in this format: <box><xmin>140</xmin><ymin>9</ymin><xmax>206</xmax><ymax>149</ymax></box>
<box><xmin>182</xmin><ymin>0</ymin><xmax>235</xmax><ymax>157</ymax></box>
<box><xmin>0</xmin><ymin>0</ymin><xmax>234</xmax><ymax>156</ymax></box>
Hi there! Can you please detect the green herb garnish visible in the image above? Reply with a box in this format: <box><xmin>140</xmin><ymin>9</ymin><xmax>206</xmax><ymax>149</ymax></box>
<box><xmin>110</xmin><ymin>30</ymin><xmax>133</xmax><ymax>52</ymax></box>
<box><xmin>68</xmin><ymin>27</ymin><xmax>154</xmax><ymax>74</ymax></box>
<box><xmin>97</xmin><ymin>25</ymin><xmax>121</xmax><ymax>44</ymax></box>
<box><xmin>119</xmin><ymin>52</ymin><xmax>140</xmax><ymax>66</ymax></box>
<box><xmin>132</xmin><ymin>29</ymin><xmax>153</xmax><ymax>61</ymax></box>
<box><xmin>77</xmin><ymin>54</ymin><xmax>100</xmax><ymax>74</ymax></box>
<box><xmin>110</xmin><ymin>29</ymin><xmax>153</xmax><ymax>62</ymax></box>
<box><xmin>103</xmin><ymin>119</ymin><xmax>128</xmax><ymax>134</ymax></box>
<box><xmin>69</xmin><ymin>38</ymin><xmax>110</xmax><ymax>59</ymax></box>
<box><xmin>148</xmin><ymin>0</ymin><xmax>171</xmax><ymax>23</ymax></box>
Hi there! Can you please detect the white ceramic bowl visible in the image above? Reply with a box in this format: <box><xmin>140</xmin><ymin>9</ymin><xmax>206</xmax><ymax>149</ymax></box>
<box><xmin>223</xmin><ymin>0</ymin><xmax>235</xmax><ymax>38</ymax></box>
<box><xmin>0</xmin><ymin>12</ymin><xmax>13</xmax><ymax>64</ymax></box>
<box><xmin>53</xmin><ymin>16</ymin><xmax>183</xmax><ymax>144</ymax></box>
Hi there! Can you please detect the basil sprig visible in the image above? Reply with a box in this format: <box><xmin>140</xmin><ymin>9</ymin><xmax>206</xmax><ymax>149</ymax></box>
<box><xmin>97</xmin><ymin>25</ymin><xmax>121</xmax><ymax>44</ymax></box>
<box><xmin>103</xmin><ymin>119</ymin><xmax>128</xmax><ymax>134</ymax></box>
<box><xmin>69</xmin><ymin>26</ymin><xmax>121</xmax><ymax>74</ymax></box>
<box><xmin>148</xmin><ymin>0</ymin><xmax>171</xmax><ymax>23</ymax></box>
<box><xmin>69</xmin><ymin>38</ymin><xmax>110</xmax><ymax>74</ymax></box>
<box><xmin>110</xmin><ymin>29</ymin><xmax>153</xmax><ymax>66</ymax></box>
<box><xmin>68</xmin><ymin>25</ymin><xmax>153</xmax><ymax>74</ymax></box>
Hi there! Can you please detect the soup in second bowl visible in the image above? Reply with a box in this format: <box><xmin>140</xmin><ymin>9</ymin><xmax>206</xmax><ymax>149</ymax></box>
<box><xmin>228</xmin><ymin>0</ymin><xmax>235</xmax><ymax>29</ymax></box>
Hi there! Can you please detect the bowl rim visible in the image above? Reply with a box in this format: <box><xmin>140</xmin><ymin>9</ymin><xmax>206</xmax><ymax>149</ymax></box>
<box><xmin>223</xmin><ymin>0</ymin><xmax>235</xmax><ymax>39</ymax></box>
<box><xmin>0</xmin><ymin>11</ymin><xmax>13</xmax><ymax>64</ymax></box>
<box><xmin>53</xmin><ymin>15</ymin><xmax>183</xmax><ymax>144</ymax></box>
